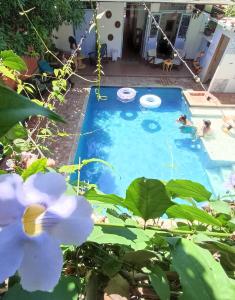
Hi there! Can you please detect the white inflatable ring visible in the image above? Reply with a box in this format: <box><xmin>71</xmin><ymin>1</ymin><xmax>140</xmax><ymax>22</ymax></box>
<box><xmin>140</xmin><ymin>94</ymin><xmax>161</xmax><ymax>108</ymax></box>
<box><xmin>117</xmin><ymin>87</ymin><xmax>136</xmax><ymax>102</ymax></box>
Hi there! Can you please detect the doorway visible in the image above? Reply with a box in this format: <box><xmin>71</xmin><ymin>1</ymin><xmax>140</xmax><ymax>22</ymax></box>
<box><xmin>204</xmin><ymin>34</ymin><xmax>230</xmax><ymax>83</ymax></box>
<box><xmin>122</xmin><ymin>3</ymin><xmax>148</xmax><ymax>60</ymax></box>
<box><xmin>157</xmin><ymin>13</ymin><xmax>181</xmax><ymax>58</ymax></box>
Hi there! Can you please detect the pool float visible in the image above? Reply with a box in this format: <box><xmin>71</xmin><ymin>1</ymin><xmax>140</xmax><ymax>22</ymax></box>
<box><xmin>139</xmin><ymin>94</ymin><xmax>161</xmax><ymax>108</ymax></box>
<box><xmin>117</xmin><ymin>87</ymin><xmax>136</xmax><ymax>102</ymax></box>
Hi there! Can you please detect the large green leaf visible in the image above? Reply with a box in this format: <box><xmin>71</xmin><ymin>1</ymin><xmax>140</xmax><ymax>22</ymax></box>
<box><xmin>167</xmin><ymin>204</ymin><xmax>222</xmax><ymax>227</ymax></box>
<box><xmin>149</xmin><ymin>265</ymin><xmax>170</xmax><ymax>300</ymax></box>
<box><xmin>102</xmin><ymin>257</ymin><xmax>122</xmax><ymax>278</ymax></box>
<box><xmin>172</xmin><ymin>238</ymin><xmax>235</xmax><ymax>300</ymax></box>
<box><xmin>3</xmin><ymin>276</ymin><xmax>79</xmax><ymax>300</ymax></box>
<box><xmin>85</xmin><ymin>188</ymin><xmax>125</xmax><ymax>206</ymax></box>
<box><xmin>88</xmin><ymin>224</ymin><xmax>155</xmax><ymax>250</ymax></box>
<box><xmin>199</xmin><ymin>240</ymin><xmax>235</xmax><ymax>272</ymax></box>
<box><xmin>166</xmin><ymin>179</ymin><xmax>211</xmax><ymax>202</ymax></box>
<box><xmin>124</xmin><ymin>178</ymin><xmax>172</xmax><ymax>221</ymax></box>
<box><xmin>21</xmin><ymin>158</ymin><xmax>48</xmax><ymax>180</ymax></box>
<box><xmin>0</xmin><ymin>50</ymin><xmax>27</xmax><ymax>71</ymax></box>
<box><xmin>123</xmin><ymin>250</ymin><xmax>156</xmax><ymax>267</ymax></box>
<box><xmin>0</xmin><ymin>85</ymin><xmax>64</xmax><ymax>137</ymax></box>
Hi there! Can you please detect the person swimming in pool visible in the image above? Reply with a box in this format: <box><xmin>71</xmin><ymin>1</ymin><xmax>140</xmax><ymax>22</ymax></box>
<box><xmin>176</xmin><ymin>114</ymin><xmax>193</xmax><ymax>126</ymax></box>
<box><xmin>197</xmin><ymin>120</ymin><xmax>212</xmax><ymax>137</ymax></box>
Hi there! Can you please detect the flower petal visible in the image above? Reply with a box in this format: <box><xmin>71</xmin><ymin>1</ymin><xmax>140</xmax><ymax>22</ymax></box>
<box><xmin>22</xmin><ymin>172</ymin><xmax>66</xmax><ymax>207</ymax></box>
<box><xmin>0</xmin><ymin>223</ymin><xmax>25</xmax><ymax>283</ymax></box>
<box><xmin>18</xmin><ymin>233</ymin><xmax>63</xmax><ymax>292</ymax></box>
<box><xmin>0</xmin><ymin>174</ymin><xmax>24</xmax><ymax>226</ymax></box>
<box><xmin>44</xmin><ymin>195</ymin><xmax>93</xmax><ymax>245</ymax></box>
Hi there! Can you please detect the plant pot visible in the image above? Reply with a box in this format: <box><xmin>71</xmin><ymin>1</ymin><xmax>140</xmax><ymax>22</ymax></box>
<box><xmin>21</xmin><ymin>55</ymin><xmax>39</xmax><ymax>80</ymax></box>
<box><xmin>204</xmin><ymin>28</ymin><xmax>212</xmax><ymax>36</ymax></box>
<box><xmin>0</xmin><ymin>76</ymin><xmax>17</xmax><ymax>90</ymax></box>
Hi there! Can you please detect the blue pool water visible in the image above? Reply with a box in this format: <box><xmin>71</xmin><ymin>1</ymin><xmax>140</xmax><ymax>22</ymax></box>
<box><xmin>73</xmin><ymin>86</ymin><xmax>212</xmax><ymax>196</ymax></box>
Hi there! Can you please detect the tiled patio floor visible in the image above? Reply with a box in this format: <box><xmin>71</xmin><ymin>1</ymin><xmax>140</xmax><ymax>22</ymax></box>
<box><xmin>47</xmin><ymin>70</ymin><xmax>235</xmax><ymax>167</ymax></box>
<box><xmin>78</xmin><ymin>58</ymin><xmax>194</xmax><ymax>78</ymax></box>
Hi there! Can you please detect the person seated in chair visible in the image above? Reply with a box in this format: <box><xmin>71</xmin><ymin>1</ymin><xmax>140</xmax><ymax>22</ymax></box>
<box><xmin>68</xmin><ymin>36</ymin><xmax>85</xmax><ymax>71</ymax></box>
<box><xmin>193</xmin><ymin>50</ymin><xmax>205</xmax><ymax>74</ymax></box>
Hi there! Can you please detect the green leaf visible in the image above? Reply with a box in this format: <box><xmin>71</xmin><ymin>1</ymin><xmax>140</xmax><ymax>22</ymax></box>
<box><xmin>167</xmin><ymin>204</ymin><xmax>222</xmax><ymax>227</ymax></box>
<box><xmin>88</xmin><ymin>224</ymin><xmax>155</xmax><ymax>250</ymax></box>
<box><xmin>5</xmin><ymin>124</ymin><xmax>28</xmax><ymax>140</ymax></box>
<box><xmin>21</xmin><ymin>158</ymin><xmax>48</xmax><ymax>180</ymax></box>
<box><xmin>106</xmin><ymin>212</ymin><xmax>125</xmax><ymax>225</ymax></box>
<box><xmin>197</xmin><ymin>240</ymin><xmax>235</xmax><ymax>272</ymax></box>
<box><xmin>210</xmin><ymin>200</ymin><xmax>232</xmax><ymax>215</ymax></box>
<box><xmin>0</xmin><ymin>50</ymin><xmax>27</xmax><ymax>71</ymax></box>
<box><xmin>13</xmin><ymin>138</ymin><xmax>31</xmax><ymax>152</ymax></box>
<box><xmin>172</xmin><ymin>238</ymin><xmax>235</xmax><ymax>300</ymax></box>
<box><xmin>0</xmin><ymin>65</ymin><xmax>16</xmax><ymax>80</ymax></box>
<box><xmin>102</xmin><ymin>257</ymin><xmax>122</xmax><ymax>278</ymax></box>
<box><xmin>166</xmin><ymin>179</ymin><xmax>212</xmax><ymax>202</ymax></box>
<box><xmin>59</xmin><ymin>158</ymin><xmax>112</xmax><ymax>174</ymax></box>
<box><xmin>123</xmin><ymin>250</ymin><xmax>156</xmax><ymax>267</ymax></box>
<box><xmin>149</xmin><ymin>265</ymin><xmax>170</xmax><ymax>300</ymax></box>
<box><xmin>0</xmin><ymin>84</ymin><xmax>64</xmax><ymax>137</ymax></box>
<box><xmin>124</xmin><ymin>178</ymin><xmax>172</xmax><ymax>221</ymax></box>
<box><xmin>85</xmin><ymin>188</ymin><xmax>124</xmax><ymax>206</ymax></box>
<box><xmin>80</xmin><ymin>158</ymin><xmax>113</xmax><ymax>170</ymax></box>
<box><xmin>58</xmin><ymin>164</ymin><xmax>78</xmax><ymax>174</ymax></box>
<box><xmin>3</xmin><ymin>276</ymin><xmax>79</xmax><ymax>300</ymax></box>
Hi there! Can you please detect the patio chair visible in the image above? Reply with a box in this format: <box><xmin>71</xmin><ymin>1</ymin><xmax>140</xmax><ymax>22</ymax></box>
<box><xmin>88</xmin><ymin>43</ymin><xmax>108</xmax><ymax>65</ymax></box>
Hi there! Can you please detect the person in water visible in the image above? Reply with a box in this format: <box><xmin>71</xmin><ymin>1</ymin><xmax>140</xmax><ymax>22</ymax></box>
<box><xmin>197</xmin><ymin>120</ymin><xmax>212</xmax><ymax>137</ymax></box>
<box><xmin>176</xmin><ymin>114</ymin><xmax>193</xmax><ymax>126</ymax></box>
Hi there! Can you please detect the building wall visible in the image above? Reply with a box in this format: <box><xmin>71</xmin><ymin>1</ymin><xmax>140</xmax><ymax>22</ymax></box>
<box><xmin>97</xmin><ymin>2</ymin><xmax>125</xmax><ymax>58</ymax></box>
<box><xmin>184</xmin><ymin>13</ymin><xmax>208</xmax><ymax>59</ymax></box>
<box><xmin>208</xmin><ymin>29</ymin><xmax>235</xmax><ymax>92</ymax></box>
<box><xmin>52</xmin><ymin>23</ymin><xmax>74</xmax><ymax>52</ymax></box>
<box><xmin>199</xmin><ymin>25</ymin><xmax>226</xmax><ymax>82</ymax></box>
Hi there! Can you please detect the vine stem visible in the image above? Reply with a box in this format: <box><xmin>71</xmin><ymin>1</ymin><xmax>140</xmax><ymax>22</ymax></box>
<box><xmin>95</xmin><ymin>222</ymin><xmax>232</xmax><ymax>238</ymax></box>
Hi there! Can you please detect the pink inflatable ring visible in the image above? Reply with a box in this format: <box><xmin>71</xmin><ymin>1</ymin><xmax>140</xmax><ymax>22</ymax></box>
<box><xmin>117</xmin><ymin>87</ymin><xmax>137</xmax><ymax>103</ymax></box>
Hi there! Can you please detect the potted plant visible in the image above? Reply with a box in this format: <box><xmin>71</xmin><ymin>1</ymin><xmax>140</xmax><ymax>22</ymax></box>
<box><xmin>204</xmin><ymin>20</ymin><xmax>217</xmax><ymax>36</ymax></box>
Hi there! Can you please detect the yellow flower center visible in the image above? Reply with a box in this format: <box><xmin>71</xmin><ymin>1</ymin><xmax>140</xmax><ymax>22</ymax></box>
<box><xmin>22</xmin><ymin>204</ymin><xmax>46</xmax><ymax>236</ymax></box>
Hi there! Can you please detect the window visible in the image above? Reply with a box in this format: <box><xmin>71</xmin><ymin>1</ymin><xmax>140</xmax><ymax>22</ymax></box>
<box><xmin>150</xmin><ymin>14</ymin><xmax>160</xmax><ymax>37</ymax></box>
<box><xmin>178</xmin><ymin>15</ymin><xmax>191</xmax><ymax>39</ymax></box>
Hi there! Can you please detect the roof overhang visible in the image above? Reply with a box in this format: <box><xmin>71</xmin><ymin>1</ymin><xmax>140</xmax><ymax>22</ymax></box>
<box><xmin>84</xmin><ymin>0</ymin><xmax>233</xmax><ymax>4</ymax></box>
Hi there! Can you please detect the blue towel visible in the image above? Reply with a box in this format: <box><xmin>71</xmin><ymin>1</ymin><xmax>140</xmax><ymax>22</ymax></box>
<box><xmin>38</xmin><ymin>60</ymin><xmax>53</xmax><ymax>74</ymax></box>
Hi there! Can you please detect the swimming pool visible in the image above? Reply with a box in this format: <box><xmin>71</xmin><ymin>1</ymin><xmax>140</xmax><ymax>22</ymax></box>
<box><xmin>73</xmin><ymin>86</ymin><xmax>212</xmax><ymax>197</ymax></box>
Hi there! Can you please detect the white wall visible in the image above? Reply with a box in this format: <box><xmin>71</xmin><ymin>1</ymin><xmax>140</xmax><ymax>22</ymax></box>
<box><xmin>52</xmin><ymin>23</ymin><xmax>74</xmax><ymax>52</ymax></box>
<box><xmin>184</xmin><ymin>13</ymin><xmax>208</xmax><ymax>59</ymax></box>
<box><xmin>98</xmin><ymin>2</ymin><xmax>125</xmax><ymax>58</ymax></box>
<box><xmin>208</xmin><ymin>29</ymin><xmax>235</xmax><ymax>92</ymax></box>
<box><xmin>200</xmin><ymin>25</ymin><xmax>225</xmax><ymax>82</ymax></box>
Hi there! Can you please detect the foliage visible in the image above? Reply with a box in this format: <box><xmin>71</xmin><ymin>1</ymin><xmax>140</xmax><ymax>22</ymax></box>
<box><xmin>0</xmin><ymin>84</ymin><xmax>64</xmax><ymax>138</ymax></box>
<box><xmin>0</xmin><ymin>5</ymin><xmax>235</xmax><ymax>299</ymax></box>
<box><xmin>224</xmin><ymin>4</ymin><xmax>235</xmax><ymax>17</ymax></box>
<box><xmin>3</xmin><ymin>276</ymin><xmax>79</xmax><ymax>300</ymax></box>
<box><xmin>0</xmin><ymin>0</ymin><xmax>84</xmax><ymax>55</ymax></box>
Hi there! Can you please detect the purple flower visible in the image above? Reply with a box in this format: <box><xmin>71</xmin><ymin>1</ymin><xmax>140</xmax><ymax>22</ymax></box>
<box><xmin>0</xmin><ymin>173</ymin><xmax>93</xmax><ymax>292</ymax></box>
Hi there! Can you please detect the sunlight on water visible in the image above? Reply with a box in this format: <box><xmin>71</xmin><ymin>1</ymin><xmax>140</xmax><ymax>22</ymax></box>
<box><xmin>73</xmin><ymin>87</ymin><xmax>211</xmax><ymax>197</ymax></box>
